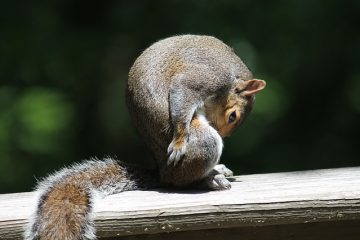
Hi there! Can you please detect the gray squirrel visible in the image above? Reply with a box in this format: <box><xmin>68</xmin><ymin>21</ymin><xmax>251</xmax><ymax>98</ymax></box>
<box><xmin>25</xmin><ymin>35</ymin><xmax>265</xmax><ymax>240</ymax></box>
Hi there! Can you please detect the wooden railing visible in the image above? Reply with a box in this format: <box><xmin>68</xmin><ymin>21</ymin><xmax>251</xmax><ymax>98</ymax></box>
<box><xmin>1</xmin><ymin>167</ymin><xmax>360</xmax><ymax>240</ymax></box>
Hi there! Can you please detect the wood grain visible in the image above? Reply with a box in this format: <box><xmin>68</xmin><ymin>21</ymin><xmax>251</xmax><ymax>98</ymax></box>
<box><xmin>1</xmin><ymin>167</ymin><xmax>360</xmax><ymax>239</ymax></box>
<box><xmin>102</xmin><ymin>220</ymin><xmax>360</xmax><ymax>240</ymax></box>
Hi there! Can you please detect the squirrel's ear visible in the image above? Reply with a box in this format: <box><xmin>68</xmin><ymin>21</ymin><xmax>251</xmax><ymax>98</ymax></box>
<box><xmin>240</xmin><ymin>79</ymin><xmax>266</xmax><ymax>97</ymax></box>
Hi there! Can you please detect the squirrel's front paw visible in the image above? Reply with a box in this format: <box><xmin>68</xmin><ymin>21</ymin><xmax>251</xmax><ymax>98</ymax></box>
<box><xmin>167</xmin><ymin>138</ymin><xmax>187</xmax><ymax>166</ymax></box>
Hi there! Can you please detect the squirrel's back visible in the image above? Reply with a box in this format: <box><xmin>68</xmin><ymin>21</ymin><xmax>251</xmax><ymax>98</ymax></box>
<box><xmin>128</xmin><ymin>35</ymin><xmax>250</xmax><ymax>102</ymax></box>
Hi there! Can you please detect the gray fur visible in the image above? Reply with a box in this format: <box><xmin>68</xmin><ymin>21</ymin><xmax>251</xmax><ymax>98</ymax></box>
<box><xmin>127</xmin><ymin>34</ymin><xmax>252</xmax><ymax>186</ymax></box>
<box><xmin>26</xmin><ymin>35</ymin><xmax>256</xmax><ymax>240</ymax></box>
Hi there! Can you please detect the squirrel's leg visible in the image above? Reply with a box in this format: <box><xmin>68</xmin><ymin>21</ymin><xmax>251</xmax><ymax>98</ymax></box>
<box><xmin>167</xmin><ymin>74</ymin><xmax>204</xmax><ymax>166</ymax></box>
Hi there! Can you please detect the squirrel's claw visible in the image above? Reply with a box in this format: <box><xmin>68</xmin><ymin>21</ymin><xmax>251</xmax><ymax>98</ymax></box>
<box><xmin>167</xmin><ymin>140</ymin><xmax>186</xmax><ymax>166</ymax></box>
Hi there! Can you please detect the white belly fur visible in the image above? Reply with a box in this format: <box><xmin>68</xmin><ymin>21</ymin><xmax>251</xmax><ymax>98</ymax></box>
<box><xmin>195</xmin><ymin>110</ymin><xmax>224</xmax><ymax>165</ymax></box>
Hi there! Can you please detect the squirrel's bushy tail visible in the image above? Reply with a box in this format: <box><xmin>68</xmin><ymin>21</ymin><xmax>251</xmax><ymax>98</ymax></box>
<box><xmin>24</xmin><ymin>158</ymin><xmax>159</xmax><ymax>240</ymax></box>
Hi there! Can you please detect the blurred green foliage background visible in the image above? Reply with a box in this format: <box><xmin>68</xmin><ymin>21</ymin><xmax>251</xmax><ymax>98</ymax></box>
<box><xmin>1</xmin><ymin>1</ymin><xmax>359</xmax><ymax>193</ymax></box>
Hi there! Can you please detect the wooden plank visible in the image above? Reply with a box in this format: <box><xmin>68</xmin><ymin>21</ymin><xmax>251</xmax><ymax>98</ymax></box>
<box><xmin>0</xmin><ymin>167</ymin><xmax>360</xmax><ymax>239</ymax></box>
<box><xmin>102</xmin><ymin>220</ymin><xmax>360</xmax><ymax>240</ymax></box>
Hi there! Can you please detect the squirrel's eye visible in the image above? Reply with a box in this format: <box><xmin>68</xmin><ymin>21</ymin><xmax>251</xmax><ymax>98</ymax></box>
<box><xmin>228</xmin><ymin>111</ymin><xmax>237</xmax><ymax>124</ymax></box>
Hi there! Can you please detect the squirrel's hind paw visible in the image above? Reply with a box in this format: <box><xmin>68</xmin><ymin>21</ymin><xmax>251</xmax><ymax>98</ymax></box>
<box><xmin>167</xmin><ymin>139</ymin><xmax>187</xmax><ymax>166</ymax></box>
<box><xmin>204</xmin><ymin>174</ymin><xmax>232</xmax><ymax>190</ymax></box>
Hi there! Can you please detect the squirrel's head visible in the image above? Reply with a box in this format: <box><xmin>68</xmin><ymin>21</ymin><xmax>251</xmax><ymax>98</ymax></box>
<box><xmin>206</xmin><ymin>79</ymin><xmax>266</xmax><ymax>138</ymax></box>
